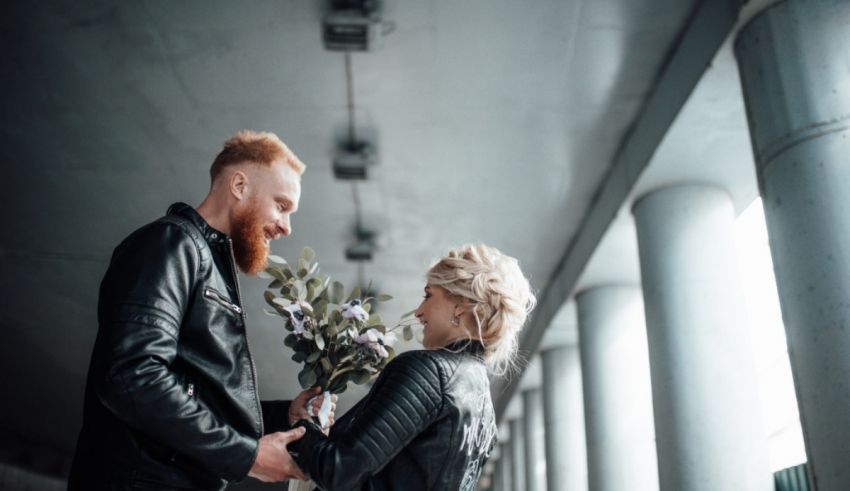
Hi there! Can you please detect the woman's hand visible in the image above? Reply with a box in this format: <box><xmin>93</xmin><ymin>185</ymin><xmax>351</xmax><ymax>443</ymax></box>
<box><xmin>289</xmin><ymin>387</ymin><xmax>338</xmax><ymax>430</ymax></box>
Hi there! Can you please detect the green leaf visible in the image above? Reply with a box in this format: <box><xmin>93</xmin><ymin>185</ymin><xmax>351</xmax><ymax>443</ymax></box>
<box><xmin>366</xmin><ymin>314</ymin><xmax>383</xmax><ymax>327</ymax></box>
<box><xmin>257</xmin><ymin>270</ymin><xmax>273</xmax><ymax>280</ymax></box>
<box><xmin>385</xmin><ymin>346</ymin><xmax>396</xmax><ymax>359</ymax></box>
<box><xmin>263</xmin><ymin>290</ymin><xmax>277</xmax><ymax>307</ymax></box>
<box><xmin>362</xmin><ymin>302</ymin><xmax>372</xmax><ymax>313</ymax></box>
<box><xmin>376</xmin><ymin>294</ymin><xmax>393</xmax><ymax>302</ymax></box>
<box><xmin>403</xmin><ymin>325</ymin><xmax>413</xmax><ymax>342</ymax></box>
<box><xmin>347</xmin><ymin>286</ymin><xmax>361</xmax><ymax>303</ymax></box>
<box><xmin>351</xmin><ymin>369</ymin><xmax>371</xmax><ymax>385</ymax></box>
<box><xmin>298</xmin><ymin>367</ymin><xmax>318</xmax><ymax>389</ymax></box>
<box><xmin>330</xmin><ymin>282</ymin><xmax>344</xmax><ymax>304</ymax></box>
<box><xmin>267</xmin><ymin>266</ymin><xmax>288</xmax><ymax>283</ymax></box>
<box><xmin>320</xmin><ymin>358</ymin><xmax>333</xmax><ymax>373</ymax></box>
<box><xmin>268</xmin><ymin>254</ymin><xmax>287</xmax><ymax>265</ymax></box>
<box><xmin>284</xmin><ymin>334</ymin><xmax>299</xmax><ymax>347</ymax></box>
<box><xmin>264</xmin><ymin>309</ymin><xmax>278</xmax><ymax>317</ymax></box>
<box><xmin>302</xmin><ymin>330</ymin><xmax>314</xmax><ymax>340</ymax></box>
<box><xmin>300</xmin><ymin>246</ymin><xmax>316</xmax><ymax>263</ymax></box>
<box><xmin>268</xmin><ymin>279</ymin><xmax>283</xmax><ymax>289</ymax></box>
<box><xmin>272</xmin><ymin>297</ymin><xmax>290</xmax><ymax>307</ymax></box>
<box><xmin>292</xmin><ymin>351</ymin><xmax>307</xmax><ymax>363</ymax></box>
<box><xmin>315</xmin><ymin>334</ymin><xmax>326</xmax><ymax>350</ymax></box>
<box><xmin>306</xmin><ymin>351</ymin><xmax>321</xmax><ymax>363</ymax></box>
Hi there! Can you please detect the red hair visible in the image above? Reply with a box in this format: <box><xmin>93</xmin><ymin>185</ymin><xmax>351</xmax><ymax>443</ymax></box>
<box><xmin>210</xmin><ymin>130</ymin><xmax>305</xmax><ymax>181</ymax></box>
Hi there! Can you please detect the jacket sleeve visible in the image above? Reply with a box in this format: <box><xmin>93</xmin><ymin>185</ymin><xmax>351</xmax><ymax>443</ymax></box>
<box><xmin>261</xmin><ymin>400</ymin><xmax>293</xmax><ymax>433</ymax></box>
<box><xmin>292</xmin><ymin>351</ymin><xmax>446</xmax><ymax>491</ymax></box>
<box><xmin>94</xmin><ymin>222</ymin><xmax>258</xmax><ymax>482</ymax></box>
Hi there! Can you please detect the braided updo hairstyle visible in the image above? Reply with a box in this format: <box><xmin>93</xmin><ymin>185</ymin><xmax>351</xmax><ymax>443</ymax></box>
<box><xmin>426</xmin><ymin>244</ymin><xmax>536</xmax><ymax>375</ymax></box>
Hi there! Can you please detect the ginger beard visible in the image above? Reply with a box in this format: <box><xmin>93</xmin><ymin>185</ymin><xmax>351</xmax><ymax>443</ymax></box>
<box><xmin>231</xmin><ymin>199</ymin><xmax>275</xmax><ymax>275</ymax></box>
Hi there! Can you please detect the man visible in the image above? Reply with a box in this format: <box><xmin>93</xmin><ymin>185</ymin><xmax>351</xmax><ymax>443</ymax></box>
<box><xmin>69</xmin><ymin>130</ymin><xmax>329</xmax><ymax>489</ymax></box>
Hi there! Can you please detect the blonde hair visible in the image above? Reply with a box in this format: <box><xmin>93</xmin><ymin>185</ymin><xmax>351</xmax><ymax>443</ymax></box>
<box><xmin>426</xmin><ymin>244</ymin><xmax>536</xmax><ymax>375</ymax></box>
<box><xmin>210</xmin><ymin>130</ymin><xmax>305</xmax><ymax>181</ymax></box>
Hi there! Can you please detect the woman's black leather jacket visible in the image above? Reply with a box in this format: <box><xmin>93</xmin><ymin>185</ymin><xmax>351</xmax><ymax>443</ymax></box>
<box><xmin>292</xmin><ymin>341</ymin><xmax>498</xmax><ymax>491</ymax></box>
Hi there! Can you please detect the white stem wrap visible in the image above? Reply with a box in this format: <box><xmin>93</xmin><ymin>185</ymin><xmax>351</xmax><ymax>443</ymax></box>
<box><xmin>307</xmin><ymin>390</ymin><xmax>333</xmax><ymax>429</ymax></box>
<box><xmin>287</xmin><ymin>479</ymin><xmax>316</xmax><ymax>491</ymax></box>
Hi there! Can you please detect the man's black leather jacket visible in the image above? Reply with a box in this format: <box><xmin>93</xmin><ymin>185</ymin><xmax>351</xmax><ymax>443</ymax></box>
<box><xmin>292</xmin><ymin>341</ymin><xmax>498</xmax><ymax>491</ymax></box>
<box><xmin>69</xmin><ymin>203</ymin><xmax>292</xmax><ymax>490</ymax></box>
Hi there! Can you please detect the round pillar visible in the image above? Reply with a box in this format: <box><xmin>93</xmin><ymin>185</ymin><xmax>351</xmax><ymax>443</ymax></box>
<box><xmin>633</xmin><ymin>184</ymin><xmax>772</xmax><ymax>490</ymax></box>
<box><xmin>576</xmin><ymin>285</ymin><xmax>658</xmax><ymax>491</ymax></box>
<box><xmin>736</xmin><ymin>1</ymin><xmax>850</xmax><ymax>488</ymax></box>
<box><xmin>542</xmin><ymin>346</ymin><xmax>587</xmax><ymax>491</ymax></box>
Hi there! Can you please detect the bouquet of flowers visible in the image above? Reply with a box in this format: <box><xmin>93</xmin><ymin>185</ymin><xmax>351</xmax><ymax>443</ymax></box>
<box><xmin>259</xmin><ymin>247</ymin><xmax>410</xmax><ymax>428</ymax></box>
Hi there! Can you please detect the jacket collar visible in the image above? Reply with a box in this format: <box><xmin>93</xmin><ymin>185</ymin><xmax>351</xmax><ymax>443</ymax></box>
<box><xmin>167</xmin><ymin>202</ymin><xmax>229</xmax><ymax>245</ymax></box>
<box><xmin>443</xmin><ymin>339</ymin><xmax>486</xmax><ymax>360</ymax></box>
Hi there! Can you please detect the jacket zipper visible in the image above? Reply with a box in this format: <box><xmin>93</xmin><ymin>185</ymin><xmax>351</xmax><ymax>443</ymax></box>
<box><xmin>203</xmin><ymin>287</ymin><xmax>243</xmax><ymax>314</ymax></box>
<box><xmin>226</xmin><ymin>238</ymin><xmax>264</xmax><ymax>436</ymax></box>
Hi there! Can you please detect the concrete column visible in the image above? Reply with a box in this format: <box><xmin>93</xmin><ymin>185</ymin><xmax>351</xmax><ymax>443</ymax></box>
<box><xmin>510</xmin><ymin>418</ymin><xmax>526</xmax><ymax>491</ymax></box>
<box><xmin>523</xmin><ymin>388</ymin><xmax>546</xmax><ymax>491</ymax></box>
<box><xmin>576</xmin><ymin>286</ymin><xmax>658</xmax><ymax>491</ymax></box>
<box><xmin>542</xmin><ymin>346</ymin><xmax>587</xmax><ymax>491</ymax></box>
<box><xmin>735</xmin><ymin>1</ymin><xmax>850</xmax><ymax>488</ymax></box>
<box><xmin>633</xmin><ymin>184</ymin><xmax>772</xmax><ymax>491</ymax></box>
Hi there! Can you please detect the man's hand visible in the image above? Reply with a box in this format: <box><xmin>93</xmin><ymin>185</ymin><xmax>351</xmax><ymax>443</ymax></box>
<box><xmin>289</xmin><ymin>387</ymin><xmax>338</xmax><ymax>428</ymax></box>
<box><xmin>248</xmin><ymin>427</ymin><xmax>307</xmax><ymax>482</ymax></box>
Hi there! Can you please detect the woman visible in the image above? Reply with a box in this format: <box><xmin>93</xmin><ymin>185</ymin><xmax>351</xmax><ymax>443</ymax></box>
<box><xmin>290</xmin><ymin>244</ymin><xmax>536</xmax><ymax>490</ymax></box>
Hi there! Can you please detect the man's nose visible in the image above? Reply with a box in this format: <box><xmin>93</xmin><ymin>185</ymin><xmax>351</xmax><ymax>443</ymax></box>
<box><xmin>277</xmin><ymin>216</ymin><xmax>291</xmax><ymax>237</ymax></box>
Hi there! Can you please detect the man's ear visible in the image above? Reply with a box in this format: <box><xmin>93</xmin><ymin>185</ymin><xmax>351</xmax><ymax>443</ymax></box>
<box><xmin>229</xmin><ymin>169</ymin><xmax>248</xmax><ymax>201</ymax></box>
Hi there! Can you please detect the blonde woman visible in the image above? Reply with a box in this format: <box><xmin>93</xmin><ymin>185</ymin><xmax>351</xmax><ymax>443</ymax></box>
<box><xmin>290</xmin><ymin>244</ymin><xmax>536</xmax><ymax>490</ymax></box>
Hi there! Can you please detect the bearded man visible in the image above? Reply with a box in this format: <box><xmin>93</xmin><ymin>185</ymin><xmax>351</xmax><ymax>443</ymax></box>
<box><xmin>69</xmin><ymin>131</ymin><xmax>330</xmax><ymax>490</ymax></box>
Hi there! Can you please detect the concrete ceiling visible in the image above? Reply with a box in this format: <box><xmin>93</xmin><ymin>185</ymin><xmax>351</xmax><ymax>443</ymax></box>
<box><xmin>0</xmin><ymin>0</ymin><xmax>715</xmax><ymax>479</ymax></box>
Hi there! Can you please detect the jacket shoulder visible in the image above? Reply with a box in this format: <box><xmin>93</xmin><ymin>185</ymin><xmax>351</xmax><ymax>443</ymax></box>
<box><xmin>387</xmin><ymin>349</ymin><xmax>463</xmax><ymax>387</ymax></box>
<box><xmin>119</xmin><ymin>214</ymin><xmax>209</xmax><ymax>264</ymax></box>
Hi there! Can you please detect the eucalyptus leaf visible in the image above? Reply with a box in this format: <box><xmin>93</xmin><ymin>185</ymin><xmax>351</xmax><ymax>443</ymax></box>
<box><xmin>268</xmin><ymin>254</ymin><xmax>287</xmax><ymax>265</ymax></box>
<box><xmin>257</xmin><ymin>270</ymin><xmax>273</xmax><ymax>280</ymax></box>
<box><xmin>298</xmin><ymin>367</ymin><xmax>318</xmax><ymax>389</ymax></box>
<box><xmin>376</xmin><ymin>294</ymin><xmax>393</xmax><ymax>302</ymax></box>
<box><xmin>263</xmin><ymin>309</ymin><xmax>278</xmax><ymax>317</ymax></box>
<box><xmin>403</xmin><ymin>325</ymin><xmax>413</xmax><ymax>341</ymax></box>
<box><xmin>315</xmin><ymin>334</ymin><xmax>326</xmax><ymax>350</ymax></box>
<box><xmin>320</xmin><ymin>358</ymin><xmax>333</xmax><ymax>373</ymax></box>
<box><xmin>347</xmin><ymin>286</ymin><xmax>361</xmax><ymax>303</ymax></box>
<box><xmin>284</xmin><ymin>334</ymin><xmax>298</xmax><ymax>347</ymax></box>
<box><xmin>263</xmin><ymin>290</ymin><xmax>277</xmax><ymax>307</ymax></box>
<box><xmin>331</xmin><ymin>282</ymin><xmax>344</xmax><ymax>304</ymax></box>
<box><xmin>292</xmin><ymin>351</ymin><xmax>307</xmax><ymax>363</ymax></box>
<box><xmin>301</xmin><ymin>246</ymin><xmax>316</xmax><ymax>263</ymax></box>
<box><xmin>267</xmin><ymin>266</ymin><xmax>287</xmax><ymax>283</ymax></box>
<box><xmin>302</xmin><ymin>330</ymin><xmax>314</xmax><ymax>340</ymax></box>
<box><xmin>268</xmin><ymin>279</ymin><xmax>283</xmax><ymax>289</ymax></box>
<box><xmin>351</xmin><ymin>369</ymin><xmax>371</xmax><ymax>385</ymax></box>
<box><xmin>272</xmin><ymin>297</ymin><xmax>290</xmax><ymax>307</ymax></box>
<box><xmin>366</xmin><ymin>314</ymin><xmax>383</xmax><ymax>327</ymax></box>
<box><xmin>306</xmin><ymin>351</ymin><xmax>321</xmax><ymax>363</ymax></box>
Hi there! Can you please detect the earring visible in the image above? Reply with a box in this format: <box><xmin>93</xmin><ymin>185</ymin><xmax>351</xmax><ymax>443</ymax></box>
<box><xmin>451</xmin><ymin>315</ymin><xmax>460</xmax><ymax>327</ymax></box>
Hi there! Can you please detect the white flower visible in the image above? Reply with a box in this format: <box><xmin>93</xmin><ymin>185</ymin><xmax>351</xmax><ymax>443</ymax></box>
<box><xmin>284</xmin><ymin>303</ymin><xmax>306</xmax><ymax>334</ymax></box>
<box><xmin>353</xmin><ymin>328</ymin><xmax>394</xmax><ymax>358</ymax></box>
<box><xmin>341</xmin><ymin>299</ymin><xmax>369</xmax><ymax>322</ymax></box>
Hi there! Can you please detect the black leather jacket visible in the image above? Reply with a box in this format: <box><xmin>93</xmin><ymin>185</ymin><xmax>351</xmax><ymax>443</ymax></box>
<box><xmin>292</xmin><ymin>341</ymin><xmax>498</xmax><ymax>491</ymax></box>
<box><xmin>69</xmin><ymin>203</ymin><xmax>292</xmax><ymax>490</ymax></box>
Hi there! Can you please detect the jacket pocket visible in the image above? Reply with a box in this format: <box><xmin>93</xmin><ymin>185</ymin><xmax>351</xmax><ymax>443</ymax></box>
<box><xmin>203</xmin><ymin>287</ymin><xmax>243</xmax><ymax>315</ymax></box>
